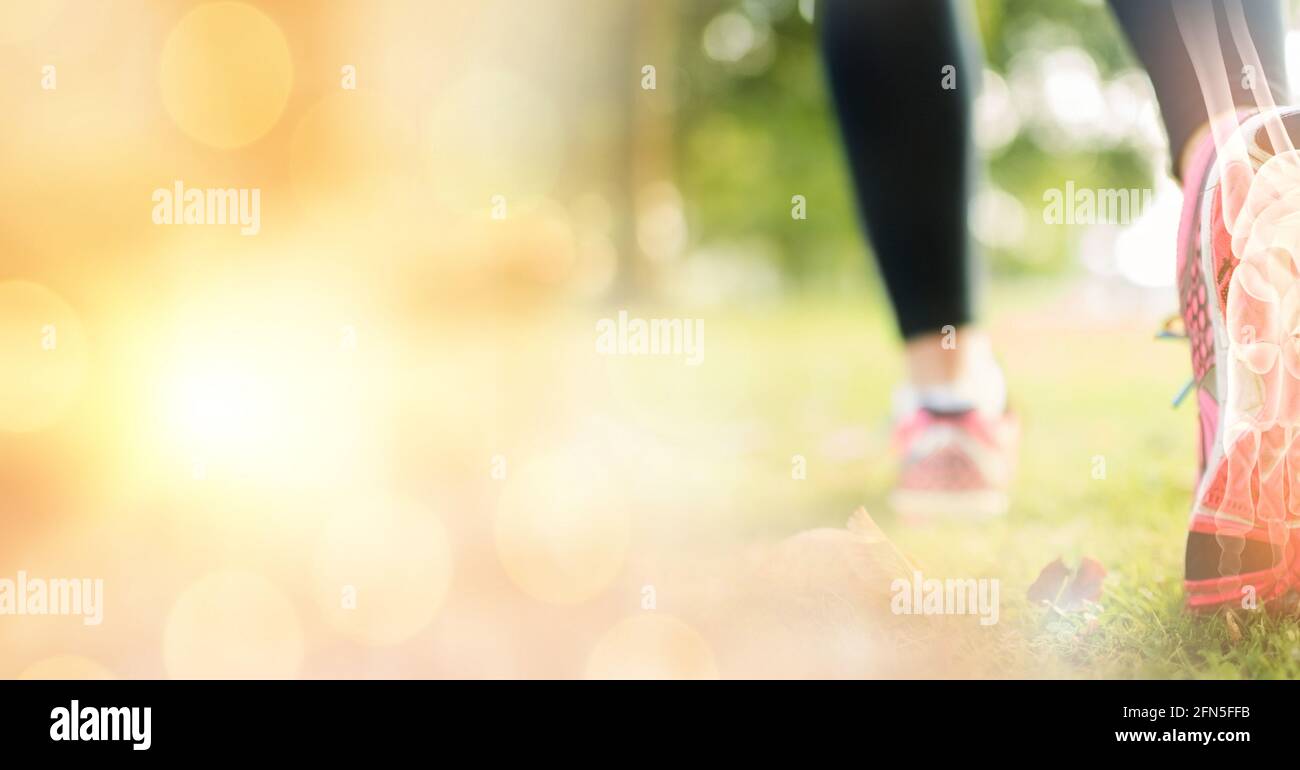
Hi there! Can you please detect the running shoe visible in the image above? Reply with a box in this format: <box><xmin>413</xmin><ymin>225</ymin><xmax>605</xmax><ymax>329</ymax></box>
<box><xmin>889</xmin><ymin>406</ymin><xmax>1018</xmax><ymax>522</ymax></box>
<box><xmin>1181</xmin><ymin>108</ymin><xmax>1300</xmax><ymax>611</ymax></box>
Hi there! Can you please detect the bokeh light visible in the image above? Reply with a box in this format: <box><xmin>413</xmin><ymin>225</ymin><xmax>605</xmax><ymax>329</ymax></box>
<box><xmin>0</xmin><ymin>1</ymin><xmax>65</xmax><ymax>45</ymax></box>
<box><xmin>290</xmin><ymin>92</ymin><xmax>420</xmax><ymax>227</ymax></box>
<box><xmin>163</xmin><ymin>571</ymin><xmax>303</xmax><ymax>679</ymax></box>
<box><xmin>0</xmin><ymin>281</ymin><xmax>88</xmax><ymax>433</ymax></box>
<box><xmin>495</xmin><ymin>446</ymin><xmax>630</xmax><ymax>605</ymax></box>
<box><xmin>159</xmin><ymin>2</ymin><xmax>293</xmax><ymax>148</ymax></box>
<box><xmin>18</xmin><ymin>655</ymin><xmax>116</xmax><ymax>680</ymax></box>
<box><xmin>312</xmin><ymin>501</ymin><xmax>454</xmax><ymax>646</ymax></box>
<box><xmin>584</xmin><ymin>614</ymin><xmax>718</xmax><ymax>680</ymax></box>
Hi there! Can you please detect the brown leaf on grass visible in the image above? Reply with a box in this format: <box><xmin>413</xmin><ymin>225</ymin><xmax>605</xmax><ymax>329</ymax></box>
<box><xmin>1027</xmin><ymin>557</ymin><xmax>1071</xmax><ymax>604</ymax></box>
<box><xmin>1059</xmin><ymin>557</ymin><xmax>1107</xmax><ymax>610</ymax></box>
<box><xmin>1029</xmin><ymin>557</ymin><xmax>1107</xmax><ymax>612</ymax></box>
<box><xmin>756</xmin><ymin>507</ymin><xmax>916</xmax><ymax>612</ymax></box>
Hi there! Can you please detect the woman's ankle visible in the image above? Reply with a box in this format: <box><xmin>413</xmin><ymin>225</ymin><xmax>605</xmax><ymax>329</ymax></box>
<box><xmin>901</xmin><ymin>327</ymin><xmax>1005</xmax><ymax>415</ymax></box>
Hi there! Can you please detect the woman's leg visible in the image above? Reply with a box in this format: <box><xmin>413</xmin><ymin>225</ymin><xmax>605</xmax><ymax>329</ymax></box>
<box><xmin>821</xmin><ymin>0</ymin><xmax>1015</xmax><ymax>521</ymax></box>
<box><xmin>819</xmin><ymin>0</ymin><xmax>999</xmax><ymax>407</ymax></box>
<box><xmin>1107</xmin><ymin>0</ymin><xmax>1289</xmax><ymax>180</ymax></box>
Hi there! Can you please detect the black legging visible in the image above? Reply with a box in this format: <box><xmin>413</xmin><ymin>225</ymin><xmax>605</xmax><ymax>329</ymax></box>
<box><xmin>820</xmin><ymin>0</ymin><xmax>1289</xmax><ymax>340</ymax></box>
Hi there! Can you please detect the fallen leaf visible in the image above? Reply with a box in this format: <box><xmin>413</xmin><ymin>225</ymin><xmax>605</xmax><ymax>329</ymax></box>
<box><xmin>1059</xmin><ymin>557</ymin><xmax>1107</xmax><ymax>611</ymax></box>
<box><xmin>1027</xmin><ymin>557</ymin><xmax>1070</xmax><ymax>604</ymax></box>
<box><xmin>756</xmin><ymin>507</ymin><xmax>915</xmax><ymax>612</ymax></box>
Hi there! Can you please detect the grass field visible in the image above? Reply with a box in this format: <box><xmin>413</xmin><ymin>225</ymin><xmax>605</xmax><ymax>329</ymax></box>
<box><xmin>595</xmin><ymin>277</ymin><xmax>1300</xmax><ymax>679</ymax></box>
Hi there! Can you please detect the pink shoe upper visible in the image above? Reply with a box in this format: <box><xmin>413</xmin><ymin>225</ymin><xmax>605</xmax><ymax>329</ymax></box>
<box><xmin>892</xmin><ymin>408</ymin><xmax>1018</xmax><ymax>496</ymax></box>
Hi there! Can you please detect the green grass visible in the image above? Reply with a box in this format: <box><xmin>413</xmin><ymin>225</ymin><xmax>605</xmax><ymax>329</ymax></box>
<box><xmin>597</xmin><ymin>280</ymin><xmax>1300</xmax><ymax>678</ymax></box>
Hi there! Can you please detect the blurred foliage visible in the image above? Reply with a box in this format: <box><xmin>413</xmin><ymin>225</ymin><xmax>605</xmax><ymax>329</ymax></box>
<box><xmin>673</xmin><ymin>0</ymin><xmax>1170</xmax><ymax>291</ymax></box>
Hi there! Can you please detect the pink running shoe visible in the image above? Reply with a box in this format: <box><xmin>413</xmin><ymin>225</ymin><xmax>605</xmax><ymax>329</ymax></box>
<box><xmin>1180</xmin><ymin>109</ymin><xmax>1300</xmax><ymax>611</ymax></box>
<box><xmin>889</xmin><ymin>407</ymin><xmax>1019</xmax><ymax>522</ymax></box>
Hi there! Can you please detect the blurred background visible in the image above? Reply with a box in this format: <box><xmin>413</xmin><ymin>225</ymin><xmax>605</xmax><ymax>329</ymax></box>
<box><xmin>3</xmin><ymin>0</ymin><xmax>1299</xmax><ymax>680</ymax></box>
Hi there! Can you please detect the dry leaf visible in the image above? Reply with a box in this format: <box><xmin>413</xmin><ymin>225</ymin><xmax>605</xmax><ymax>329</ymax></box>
<box><xmin>1027</xmin><ymin>557</ymin><xmax>1070</xmax><ymax>604</ymax></box>
<box><xmin>1059</xmin><ymin>557</ymin><xmax>1107</xmax><ymax>611</ymax></box>
<box><xmin>759</xmin><ymin>507</ymin><xmax>915</xmax><ymax>600</ymax></box>
<box><xmin>1225</xmin><ymin>611</ymin><xmax>1243</xmax><ymax>644</ymax></box>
